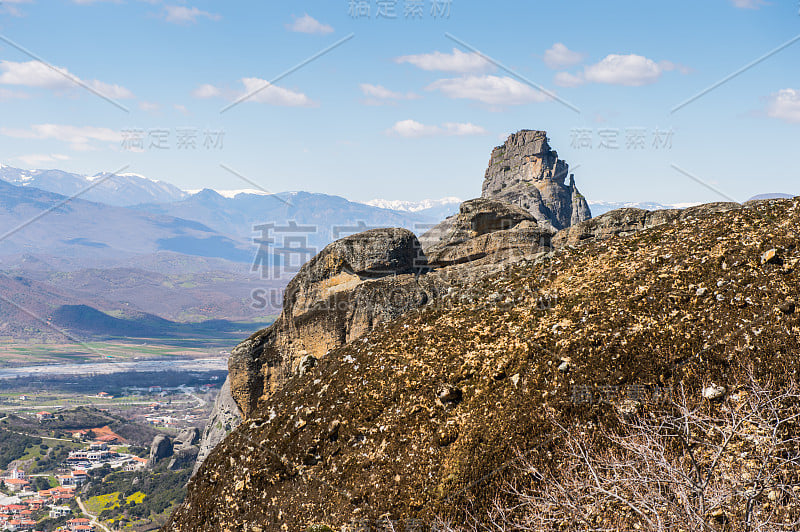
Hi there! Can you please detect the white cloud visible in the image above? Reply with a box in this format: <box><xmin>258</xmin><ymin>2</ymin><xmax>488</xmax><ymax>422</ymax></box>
<box><xmin>386</xmin><ymin>120</ymin><xmax>487</xmax><ymax>138</ymax></box>
<box><xmin>395</xmin><ymin>48</ymin><xmax>493</xmax><ymax>74</ymax></box>
<box><xmin>583</xmin><ymin>54</ymin><xmax>664</xmax><ymax>86</ymax></box>
<box><xmin>543</xmin><ymin>43</ymin><xmax>585</xmax><ymax>70</ymax></box>
<box><xmin>359</xmin><ymin>83</ymin><xmax>419</xmax><ymax>105</ymax></box>
<box><xmin>0</xmin><ymin>124</ymin><xmax>123</xmax><ymax>151</ymax></box>
<box><xmin>71</xmin><ymin>0</ymin><xmax>123</xmax><ymax>4</ymax></box>
<box><xmin>426</xmin><ymin>75</ymin><xmax>551</xmax><ymax>105</ymax></box>
<box><xmin>191</xmin><ymin>84</ymin><xmax>222</xmax><ymax>99</ymax></box>
<box><xmin>554</xmin><ymin>72</ymin><xmax>584</xmax><ymax>88</ymax></box>
<box><xmin>162</xmin><ymin>5</ymin><xmax>221</xmax><ymax>24</ymax></box>
<box><xmin>286</xmin><ymin>14</ymin><xmax>334</xmax><ymax>35</ymax></box>
<box><xmin>139</xmin><ymin>101</ymin><xmax>160</xmax><ymax>112</ymax></box>
<box><xmin>1</xmin><ymin>0</ymin><xmax>33</xmax><ymax>16</ymax></box>
<box><xmin>174</xmin><ymin>104</ymin><xmax>190</xmax><ymax>115</ymax></box>
<box><xmin>192</xmin><ymin>78</ymin><xmax>315</xmax><ymax>107</ymax></box>
<box><xmin>13</xmin><ymin>153</ymin><xmax>71</xmax><ymax>167</ymax></box>
<box><xmin>0</xmin><ymin>60</ymin><xmax>134</xmax><ymax>98</ymax></box>
<box><xmin>729</xmin><ymin>0</ymin><xmax>767</xmax><ymax>8</ymax></box>
<box><xmin>766</xmin><ymin>89</ymin><xmax>800</xmax><ymax>123</ymax></box>
<box><xmin>554</xmin><ymin>54</ymin><xmax>688</xmax><ymax>88</ymax></box>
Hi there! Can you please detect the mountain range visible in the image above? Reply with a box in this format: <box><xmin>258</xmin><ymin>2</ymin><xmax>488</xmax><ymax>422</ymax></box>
<box><xmin>0</xmin><ymin>161</ymin><xmax>793</xmax><ymax>343</ymax></box>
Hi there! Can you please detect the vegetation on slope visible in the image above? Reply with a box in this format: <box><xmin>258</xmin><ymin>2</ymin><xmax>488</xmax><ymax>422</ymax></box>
<box><xmin>167</xmin><ymin>199</ymin><xmax>800</xmax><ymax>531</ymax></box>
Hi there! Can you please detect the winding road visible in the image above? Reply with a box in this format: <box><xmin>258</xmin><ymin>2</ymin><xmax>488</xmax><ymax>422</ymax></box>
<box><xmin>76</xmin><ymin>496</ymin><xmax>113</xmax><ymax>532</ymax></box>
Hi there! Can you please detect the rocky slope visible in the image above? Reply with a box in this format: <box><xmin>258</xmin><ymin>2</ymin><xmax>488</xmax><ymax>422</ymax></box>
<box><xmin>167</xmin><ymin>197</ymin><xmax>800</xmax><ymax>530</ymax></box>
<box><xmin>481</xmin><ymin>130</ymin><xmax>591</xmax><ymax>230</ymax></box>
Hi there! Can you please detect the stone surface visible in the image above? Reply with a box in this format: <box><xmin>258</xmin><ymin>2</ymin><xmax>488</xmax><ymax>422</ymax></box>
<box><xmin>168</xmin><ymin>197</ymin><xmax>800</xmax><ymax>531</ymax></box>
<box><xmin>194</xmin><ymin>377</ymin><xmax>242</xmax><ymax>475</ymax></box>
<box><xmin>420</xmin><ymin>198</ymin><xmax>551</xmax><ymax>267</ymax></box>
<box><xmin>481</xmin><ymin>130</ymin><xmax>591</xmax><ymax>230</ymax></box>
<box><xmin>147</xmin><ymin>434</ymin><xmax>173</xmax><ymax>468</ymax></box>
<box><xmin>227</xmin><ymin>228</ymin><xmax>445</xmax><ymax>418</ymax></box>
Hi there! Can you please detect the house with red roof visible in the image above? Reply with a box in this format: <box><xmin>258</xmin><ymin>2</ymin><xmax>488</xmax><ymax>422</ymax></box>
<box><xmin>2</xmin><ymin>478</ymin><xmax>30</xmax><ymax>492</ymax></box>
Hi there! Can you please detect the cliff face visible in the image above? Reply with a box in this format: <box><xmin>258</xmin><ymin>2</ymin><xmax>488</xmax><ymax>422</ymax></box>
<box><xmin>227</xmin><ymin>228</ymin><xmax>443</xmax><ymax>419</ymax></box>
<box><xmin>482</xmin><ymin>130</ymin><xmax>591</xmax><ymax>230</ymax></box>
<box><xmin>166</xmin><ymin>197</ymin><xmax>800</xmax><ymax>531</ymax></box>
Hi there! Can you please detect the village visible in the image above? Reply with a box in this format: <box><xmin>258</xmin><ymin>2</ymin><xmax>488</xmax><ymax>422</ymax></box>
<box><xmin>0</xmin><ymin>420</ymin><xmax>152</xmax><ymax>532</ymax></box>
<box><xmin>0</xmin><ymin>381</ymin><xmax>221</xmax><ymax>532</ymax></box>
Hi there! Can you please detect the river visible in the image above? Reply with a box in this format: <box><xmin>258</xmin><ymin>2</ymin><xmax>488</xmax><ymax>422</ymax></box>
<box><xmin>0</xmin><ymin>357</ymin><xmax>228</xmax><ymax>380</ymax></box>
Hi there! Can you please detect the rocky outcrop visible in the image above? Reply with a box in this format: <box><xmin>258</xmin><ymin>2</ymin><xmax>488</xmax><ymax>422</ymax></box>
<box><xmin>167</xmin><ymin>198</ymin><xmax>800</xmax><ymax>531</ymax></box>
<box><xmin>482</xmin><ymin>130</ymin><xmax>591</xmax><ymax>230</ymax></box>
<box><xmin>552</xmin><ymin>202</ymin><xmax>742</xmax><ymax>248</ymax></box>
<box><xmin>148</xmin><ymin>428</ymin><xmax>201</xmax><ymax>471</ymax></box>
<box><xmin>194</xmin><ymin>378</ymin><xmax>241</xmax><ymax>475</ymax></box>
<box><xmin>420</xmin><ymin>198</ymin><xmax>552</xmax><ymax>267</ymax></box>
<box><xmin>147</xmin><ymin>434</ymin><xmax>173</xmax><ymax>468</ymax></box>
<box><xmin>227</xmin><ymin>228</ymin><xmax>447</xmax><ymax>418</ymax></box>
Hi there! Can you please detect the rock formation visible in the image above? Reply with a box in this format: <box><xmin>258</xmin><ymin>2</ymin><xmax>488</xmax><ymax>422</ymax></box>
<box><xmin>552</xmin><ymin>202</ymin><xmax>741</xmax><ymax>247</ymax></box>
<box><xmin>481</xmin><ymin>130</ymin><xmax>591</xmax><ymax>230</ymax></box>
<box><xmin>147</xmin><ymin>428</ymin><xmax>201</xmax><ymax>471</ymax></box>
<box><xmin>420</xmin><ymin>198</ymin><xmax>551</xmax><ymax>267</ymax></box>
<box><xmin>227</xmin><ymin>228</ymin><xmax>446</xmax><ymax>418</ymax></box>
<box><xmin>147</xmin><ymin>434</ymin><xmax>173</xmax><ymax>468</ymax></box>
<box><xmin>167</xmin><ymin>197</ymin><xmax>800</xmax><ymax>531</ymax></box>
<box><xmin>194</xmin><ymin>378</ymin><xmax>241</xmax><ymax>475</ymax></box>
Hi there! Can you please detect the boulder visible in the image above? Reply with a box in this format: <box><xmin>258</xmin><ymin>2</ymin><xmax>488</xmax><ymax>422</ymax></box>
<box><xmin>147</xmin><ymin>434</ymin><xmax>173</xmax><ymax>467</ymax></box>
<box><xmin>168</xmin><ymin>446</ymin><xmax>200</xmax><ymax>471</ymax></box>
<box><xmin>174</xmin><ymin>427</ymin><xmax>200</xmax><ymax>449</ymax></box>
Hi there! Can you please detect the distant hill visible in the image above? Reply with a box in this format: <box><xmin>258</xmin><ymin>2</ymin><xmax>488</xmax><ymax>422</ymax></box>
<box><xmin>588</xmin><ymin>200</ymin><xmax>701</xmax><ymax>217</ymax></box>
<box><xmin>747</xmin><ymin>193</ymin><xmax>795</xmax><ymax>201</ymax></box>
<box><xmin>0</xmin><ymin>179</ymin><xmax>252</xmax><ymax>265</ymax></box>
<box><xmin>0</xmin><ymin>165</ymin><xmax>187</xmax><ymax>206</ymax></box>
<box><xmin>133</xmin><ymin>189</ymin><xmax>435</xmax><ymax>252</ymax></box>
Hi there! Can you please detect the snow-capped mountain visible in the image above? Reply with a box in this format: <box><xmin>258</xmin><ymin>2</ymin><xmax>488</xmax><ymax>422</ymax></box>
<box><xmin>366</xmin><ymin>197</ymin><xmax>462</xmax><ymax>221</ymax></box>
<box><xmin>0</xmin><ymin>165</ymin><xmax>187</xmax><ymax>206</ymax></box>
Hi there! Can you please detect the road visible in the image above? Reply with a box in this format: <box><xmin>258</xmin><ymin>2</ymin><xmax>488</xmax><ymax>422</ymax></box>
<box><xmin>179</xmin><ymin>385</ymin><xmax>206</xmax><ymax>407</ymax></box>
<box><xmin>77</xmin><ymin>496</ymin><xmax>113</xmax><ymax>532</ymax></box>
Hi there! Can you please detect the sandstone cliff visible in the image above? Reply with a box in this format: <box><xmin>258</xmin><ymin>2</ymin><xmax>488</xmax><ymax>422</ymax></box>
<box><xmin>481</xmin><ymin>130</ymin><xmax>591</xmax><ymax>230</ymax></box>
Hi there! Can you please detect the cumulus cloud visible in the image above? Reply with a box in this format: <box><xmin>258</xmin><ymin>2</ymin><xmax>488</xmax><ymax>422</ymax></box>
<box><xmin>359</xmin><ymin>83</ymin><xmax>419</xmax><ymax>105</ymax></box>
<box><xmin>0</xmin><ymin>124</ymin><xmax>123</xmax><ymax>151</ymax></box>
<box><xmin>286</xmin><ymin>14</ymin><xmax>334</xmax><ymax>34</ymax></box>
<box><xmin>0</xmin><ymin>60</ymin><xmax>134</xmax><ymax>99</ymax></box>
<box><xmin>554</xmin><ymin>54</ymin><xmax>688</xmax><ymax>88</ymax></box>
<box><xmin>583</xmin><ymin>54</ymin><xmax>664</xmax><ymax>86</ymax></box>
<box><xmin>162</xmin><ymin>5</ymin><xmax>221</xmax><ymax>24</ymax></box>
<box><xmin>766</xmin><ymin>89</ymin><xmax>800</xmax><ymax>123</ymax></box>
<box><xmin>395</xmin><ymin>48</ymin><xmax>493</xmax><ymax>74</ymax></box>
<box><xmin>386</xmin><ymin>120</ymin><xmax>487</xmax><ymax>138</ymax></box>
<box><xmin>426</xmin><ymin>75</ymin><xmax>551</xmax><ymax>105</ymax></box>
<box><xmin>543</xmin><ymin>43</ymin><xmax>585</xmax><ymax>70</ymax></box>
<box><xmin>192</xmin><ymin>78</ymin><xmax>315</xmax><ymax>107</ymax></box>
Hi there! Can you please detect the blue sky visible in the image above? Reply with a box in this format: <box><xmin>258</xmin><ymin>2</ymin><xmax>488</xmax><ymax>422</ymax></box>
<box><xmin>0</xmin><ymin>0</ymin><xmax>797</xmax><ymax>205</ymax></box>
